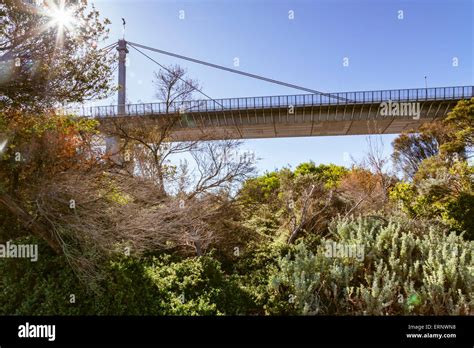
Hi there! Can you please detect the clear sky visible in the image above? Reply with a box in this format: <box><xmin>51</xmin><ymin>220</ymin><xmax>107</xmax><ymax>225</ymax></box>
<box><xmin>91</xmin><ymin>0</ymin><xmax>473</xmax><ymax>174</ymax></box>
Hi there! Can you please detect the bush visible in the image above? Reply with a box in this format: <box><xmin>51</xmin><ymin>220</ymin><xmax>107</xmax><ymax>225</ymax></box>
<box><xmin>232</xmin><ymin>242</ymin><xmax>295</xmax><ymax>315</ymax></box>
<box><xmin>294</xmin><ymin>162</ymin><xmax>348</xmax><ymax>189</ymax></box>
<box><xmin>141</xmin><ymin>254</ymin><xmax>253</xmax><ymax>315</ymax></box>
<box><xmin>0</xmin><ymin>238</ymin><xmax>253</xmax><ymax>315</ymax></box>
<box><xmin>268</xmin><ymin>216</ymin><xmax>473</xmax><ymax>315</ymax></box>
<box><xmin>390</xmin><ymin>161</ymin><xmax>474</xmax><ymax>239</ymax></box>
<box><xmin>0</xmin><ymin>237</ymin><xmax>98</xmax><ymax>315</ymax></box>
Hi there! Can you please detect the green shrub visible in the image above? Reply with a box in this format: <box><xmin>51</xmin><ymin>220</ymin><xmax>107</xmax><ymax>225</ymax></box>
<box><xmin>232</xmin><ymin>242</ymin><xmax>295</xmax><ymax>315</ymax></box>
<box><xmin>0</xmin><ymin>238</ymin><xmax>253</xmax><ymax>315</ymax></box>
<box><xmin>2</xmin><ymin>215</ymin><xmax>472</xmax><ymax>316</ymax></box>
<box><xmin>294</xmin><ymin>162</ymin><xmax>348</xmax><ymax>189</ymax></box>
<box><xmin>0</xmin><ymin>237</ymin><xmax>97</xmax><ymax>315</ymax></box>
<box><xmin>142</xmin><ymin>254</ymin><xmax>253</xmax><ymax>315</ymax></box>
<box><xmin>389</xmin><ymin>161</ymin><xmax>474</xmax><ymax>239</ymax></box>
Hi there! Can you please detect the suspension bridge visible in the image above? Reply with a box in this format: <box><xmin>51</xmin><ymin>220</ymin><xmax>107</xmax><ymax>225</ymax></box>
<box><xmin>71</xmin><ymin>40</ymin><xmax>473</xmax><ymax>143</ymax></box>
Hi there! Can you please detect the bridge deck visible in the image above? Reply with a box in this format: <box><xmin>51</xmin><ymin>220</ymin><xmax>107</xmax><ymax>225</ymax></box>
<box><xmin>69</xmin><ymin>86</ymin><xmax>473</xmax><ymax>140</ymax></box>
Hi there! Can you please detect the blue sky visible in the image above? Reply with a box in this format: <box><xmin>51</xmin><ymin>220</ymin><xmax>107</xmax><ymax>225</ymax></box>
<box><xmin>91</xmin><ymin>0</ymin><xmax>473</xmax><ymax>173</ymax></box>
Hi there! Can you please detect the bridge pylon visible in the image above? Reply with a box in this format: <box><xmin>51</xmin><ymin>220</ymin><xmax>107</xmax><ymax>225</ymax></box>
<box><xmin>105</xmin><ymin>39</ymin><xmax>129</xmax><ymax>165</ymax></box>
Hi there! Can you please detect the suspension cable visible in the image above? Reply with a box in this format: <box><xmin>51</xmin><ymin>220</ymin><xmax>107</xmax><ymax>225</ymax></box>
<box><xmin>101</xmin><ymin>45</ymin><xmax>118</xmax><ymax>56</ymax></box>
<box><xmin>128</xmin><ymin>43</ymin><xmax>225</xmax><ymax>108</ymax></box>
<box><xmin>99</xmin><ymin>42</ymin><xmax>118</xmax><ymax>52</ymax></box>
<box><xmin>127</xmin><ymin>41</ymin><xmax>349</xmax><ymax>101</ymax></box>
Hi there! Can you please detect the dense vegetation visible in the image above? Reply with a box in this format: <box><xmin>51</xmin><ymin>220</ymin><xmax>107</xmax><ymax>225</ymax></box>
<box><xmin>0</xmin><ymin>1</ymin><xmax>472</xmax><ymax>316</ymax></box>
<box><xmin>1</xmin><ymin>110</ymin><xmax>473</xmax><ymax>315</ymax></box>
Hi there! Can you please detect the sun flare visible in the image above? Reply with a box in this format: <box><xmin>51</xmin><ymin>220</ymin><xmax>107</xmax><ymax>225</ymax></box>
<box><xmin>46</xmin><ymin>1</ymin><xmax>76</xmax><ymax>31</ymax></box>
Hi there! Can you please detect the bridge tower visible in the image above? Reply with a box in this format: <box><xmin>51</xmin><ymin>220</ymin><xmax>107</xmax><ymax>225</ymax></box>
<box><xmin>117</xmin><ymin>39</ymin><xmax>129</xmax><ymax>113</ymax></box>
<box><xmin>105</xmin><ymin>39</ymin><xmax>129</xmax><ymax>164</ymax></box>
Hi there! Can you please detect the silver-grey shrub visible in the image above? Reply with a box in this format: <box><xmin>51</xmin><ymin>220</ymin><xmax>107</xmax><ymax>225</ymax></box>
<box><xmin>270</xmin><ymin>216</ymin><xmax>473</xmax><ymax>315</ymax></box>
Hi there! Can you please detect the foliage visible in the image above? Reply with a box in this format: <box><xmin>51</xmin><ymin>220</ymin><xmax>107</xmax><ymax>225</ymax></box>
<box><xmin>338</xmin><ymin>167</ymin><xmax>390</xmax><ymax>214</ymax></box>
<box><xmin>0</xmin><ymin>237</ymin><xmax>254</xmax><ymax>315</ymax></box>
<box><xmin>0</xmin><ymin>111</ymin><xmax>99</xmax><ymax>193</ymax></box>
<box><xmin>294</xmin><ymin>162</ymin><xmax>348</xmax><ymax>189</ymax></box>
<box><xmin>268</xmin><ymin>216</ymin><xmax>473</xmax><ymax>315</ymax></box>
<box><xmin>0</xmin><ymin>110</ymin><xmax>100</xmax><ymax>254</ymax></box>
<box><xmin>390</xmin><ymin>159</ymin><xmax>474</xmax><ymax>239</ymax></box>
<box><xmin>392</xmin><ymin>122</ymin><xmax>448</xmax><ymax>180</ymax></box>
<box><xmin>238</xmin><ymin>163</ymin><xmax>350</xmax><ymax>245</ymax></box>
<box><xmin>0</xmin><ymin>0</ymin><xmax>113</xmax><ymax>252</ymax></box>
<box><xmin>2</xmin><ymin>213</ymin><xmax>473</xmax><ymax>316</ymax></box>
<box><xmin>0</xmin><ymin>0</ymin><xmax>115</xmax><ymax>111</ymax></box>
<box><xmin>392</xmin><ymin>98</ymin><xmax>474</xmax><ymax>180</ymax></box>
<box><xmin>0</xmin><ymin>1</ymin><xmax>472</xmax><ymax>317</ymax></box>
<box><xmin>231</xmin><ymin>242</ymin><xmax>296</xmax><ymax>314</ymax></box>
<box><xmin>440</xmin><ymin>98</ymin><xmax>474</xmax><ymax>158</ymax></box>
<box><xmin>238</xmin><ymin>171</ymin><xmax>280</xmax><ymax>207</ymax></box>
<box><xmin>389</xmin><ymin>98</ymin><xmax>474</xmax><ymax>239</ymax></box>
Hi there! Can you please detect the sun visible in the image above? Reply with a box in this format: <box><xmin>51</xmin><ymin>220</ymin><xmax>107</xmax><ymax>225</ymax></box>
<box><xmin>46</xmin><ymin>1</ymin><xmax>76</xmax><ymax>31</ymax></box>
<box><xmin>41</xmin><ymin>0</ymin><xmax>78</xmax><ymax>46</ymax></box>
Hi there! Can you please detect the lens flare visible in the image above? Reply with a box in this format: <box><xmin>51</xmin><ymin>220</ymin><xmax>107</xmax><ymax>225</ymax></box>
<box><xmin>0</xmin><ymin>139</ymin><xmax>8</xmax><ymax>154</ymax></box>
<box><xmin>47</xmin><ymin>1</ymin><xmax>76</xmax><ymax>31</ymax></box>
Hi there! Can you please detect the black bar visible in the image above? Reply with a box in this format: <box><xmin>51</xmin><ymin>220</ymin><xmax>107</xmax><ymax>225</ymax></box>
<box><xmin>0</xmin><ymin>316</ymin><xmax>472</xmax><ymax>346</ymax></box>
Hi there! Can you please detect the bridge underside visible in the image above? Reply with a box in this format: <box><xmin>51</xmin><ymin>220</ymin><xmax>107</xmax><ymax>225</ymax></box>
<box><xmin>99</xmin><ymin>99</ymin><xmax>460</xmax><ymax>142</ymax></box>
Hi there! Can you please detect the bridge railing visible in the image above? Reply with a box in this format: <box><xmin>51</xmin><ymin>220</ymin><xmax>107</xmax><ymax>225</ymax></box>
<box><xmin>69</xmin><ymin>86</ymin><xmax>473</xmax><ymax>118</ymax></box>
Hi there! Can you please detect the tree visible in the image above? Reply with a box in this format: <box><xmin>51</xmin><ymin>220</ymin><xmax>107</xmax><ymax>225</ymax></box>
<box><xmin>440</xmin><ymin>98</ymin><xmax>474</xmax><ymax>159</ymax></box>
<box><xmin>104</xmin><ymin>65</ymin><xmax>256</xmax><ymax>196</ymax></box>
<box><xmin>238</xmin><ymin>164</ymin><xmax>346</xmax><ymax>245</ymax></box>
<box><xmin>0</xmin><ymin>0</ymin><xmax>114</xmax><ymax>112</ymax></box>
<box><xmin>392</xmin><ymin>98</ymin><xmax>474</xmax><ymax>180</ymax></box>
<box><xmin>237</xmin><ymin>171</ymin><xmax>280</xmax><ymax>208</ymax></box>
<box><xmin>389</xmin><ymin>99</ymin><xmax>474</xmax><ymax>238</ymax></box>
<box><xmin>294</xmin><ymin>162</ymin><xmax>348</xmax><ymax>189</ymax></box>
<box><xmin>0</xmin><ymin>0</ymin><xmax>114</xmax><ymax>253</ymax></box>
<box><xmin>339</xmin><ymin>137</ymin><xmax>396</xmax><ymax>215</ymax></box>
<box><xmin>0</xmin><ymin>110</ymin><xmax>100</xmax><ymax>253</ymax></box>
<box><xmin>338</xmin><ymin>167</ymin><xmax>387</xmax><ymax>215</ymax></box>
<box><xmin>28</xmin><ymin>63</ymin><xmax>258</xmax><ymax>263</ymax></box>
<box><xmin>391</xmin><ymin>122</ymin><xmax>448</xmax><ymax>180</ymax></box>
<box><xmin>153</xmin><ymin>64</ymin><xmax>201</xmax><ymax>113</ymax></box>
<box><xmin>102</xmin><ymin>65</ymin><xmax>205</xmax><ymax>194</ymax></box>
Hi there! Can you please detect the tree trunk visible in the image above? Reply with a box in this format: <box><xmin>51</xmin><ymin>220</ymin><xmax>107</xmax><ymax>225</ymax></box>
<box><xmin>0</xmin><ymin>193</ymin><xmax>61</xmax><ymax>254</ymax></box>
<box><xmin>194</xmin><ymin>240</ymin><xmax>202</xmax><ymax>257</ymax></box>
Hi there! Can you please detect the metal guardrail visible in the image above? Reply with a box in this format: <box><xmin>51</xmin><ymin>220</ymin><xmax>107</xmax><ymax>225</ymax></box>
<box><xmin>66</xmin><ymin>86</ymin><xmax>474</xmax><ymax>118</ymax></box>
